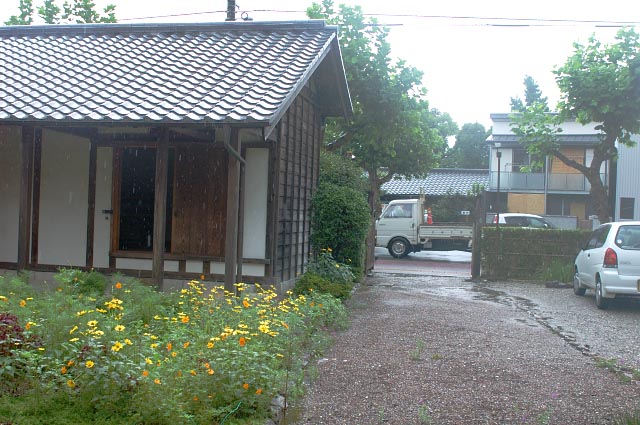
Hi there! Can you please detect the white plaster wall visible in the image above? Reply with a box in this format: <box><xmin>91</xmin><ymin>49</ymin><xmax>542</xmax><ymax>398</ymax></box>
<box><xmin>93</xmin><ymin>147</ymin><xmax>112</xmax><ymax>268</ymax></box>
<box><xmin>185</xmin><ymin>260</ymin><xmax>203</xmax><ymax>274</ymax></box>
<box><xmin>116</xmin><ymin>258</ymin><xmax>152</xmax><ymax>270</ymax></box>
<box><xmin>242</xmin><ymin>148</ymin><xmax>268</xmax><ymax>259</ymax></box>
<box><xmin>38</xmin><ymin>131</ymin><xmax>89</xmax><ymax>266</ymax></box>
<box><xmin>0</xmin><ymin>126</ymin><xmax>21</xmax><ymax>263</ymax></box>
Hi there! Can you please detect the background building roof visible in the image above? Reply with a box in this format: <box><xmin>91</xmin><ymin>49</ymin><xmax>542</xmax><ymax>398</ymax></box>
<box><xmin>0</xmin><ymin>21</ymin><xmax>351</xmax><ymax>126</ymax></box>
<box><xmin>381</xmin><ymin>168</ymin><xmax>489</xmax><ymax>197</ymax></box>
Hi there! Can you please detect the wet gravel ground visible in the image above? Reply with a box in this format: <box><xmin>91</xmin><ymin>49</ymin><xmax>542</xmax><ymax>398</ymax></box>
<box><xmin>294</xmin><ymin>274</ymin><xmax>640</xmax><ymax>424</ymax></box>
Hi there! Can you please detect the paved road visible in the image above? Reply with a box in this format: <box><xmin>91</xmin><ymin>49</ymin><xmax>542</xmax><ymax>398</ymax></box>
<box><xmin>374</xmin><ymin>247</ymin><xmax>471</xmax><ymax>277</ymax></box>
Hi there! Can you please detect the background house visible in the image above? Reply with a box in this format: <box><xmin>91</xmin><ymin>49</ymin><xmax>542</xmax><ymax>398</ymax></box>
<box><xmin>0</xmin><ymin>21</ymin><xmax>351</xmax><ymax>291</ymax></box>
<box><xmin>614</xmin><ymin>136</ymin><xmax>640</xmax><ymax>221</ymax></box>
<box><xmin>486</xmin><ymin>113</ymin><xmax>609</xmax><ymax>229</ymax></box>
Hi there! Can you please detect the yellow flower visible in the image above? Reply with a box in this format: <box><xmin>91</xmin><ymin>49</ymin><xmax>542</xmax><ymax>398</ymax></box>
<box><xmin>181</xmin><ymin>316</ymin><xmax>189</xmax><ymax>323</ymax></box>
<box><xmin>207</xmin><ymin>369</ymin><xmax>214</xmax><ymax>375</ymax></box>
<box><xmin>242</xmin><ymin>299</ymin><xmax>250</xmax><ymax>308</ymax></box>
<box><xmin>207</xmin><ymin>342</ymin><xmax>214</xmax><ymax>349</ymax></box>
<box><xmin>145</xmin><ymin>358</ymin><xmax>153</xmax><ymax>365</ymax></box>
<box><xmin>190</xmin><ymin>370</ymin><xmax>197</xmax><ymax>376</ymax></box>
<box><xmin>0</xmin><ymin>295</ymin><xmax>8</xmax><ymax>302</ymax></box>
<box><xmin>171</xmin><ymin>352</ymin><xmax>177</xmax><ymax>357</ymax></box>
<box><xmin>87</xmin><ymin>320</ymin><xmax>98</xmax><ymax>327</ymax></box>
<box><xmin>19</xmin><ymin>299</ymin><xmax>26</xmax><ymax>307</ymax></box>
<box><xmin>111</xmin><ymin>341</ymin><xmax>124</xmax><ymax>352</ymax></box>
<box><xmin>67</xmin><ymin>379</ymin><xmax>75</xmax><ymax>388</ymax></box>
<box><xmin>124</xmin><ymin>339</ymin><xmax>133</xmax><ymax>345</ymax></box>
<box><xmin>61</xmin><ymin>366</ymin><xmax>67</xmax><ymax>374</ymax></box>
<box><xmin>154</xmin><ymin>378</ymin><xmax>161</xmax><ymax>385</ymax></box>
<box><xmin>114</xmin><ymin>325</ymin><xmax>125</xmax><ymax>332</ymax></box>
<box><xmin>142</xmin><ymin>370</ymin><xmax>149</xmax><ymax>377</ymax></box>
<box><xmin>67</xmin><ymin>360</ymin><xmax>75</xmax><ymax>367</ymax></box>
<box><xmin>85</xmin><ymin>360</ymin><xmax>94</xmax><ymax>368</ymax></box>
<box><xmin>183</xmin><ymin>341</ymin><xmax>190</xmax><ymax>349</ymax></box>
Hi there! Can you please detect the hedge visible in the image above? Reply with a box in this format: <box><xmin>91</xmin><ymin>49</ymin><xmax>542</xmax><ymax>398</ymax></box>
<box><xmin>481</xmin><ymin>226</ymin><xmax>592</xmax><ymax>281</ymax></box>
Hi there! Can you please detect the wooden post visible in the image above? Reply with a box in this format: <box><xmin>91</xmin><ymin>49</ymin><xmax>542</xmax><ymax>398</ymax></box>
<box><xmin>86</xmin><ymin>139</ymin><xmax>97</xmax><ymax>268</ymax></box>
<box><xmin>152</xmin><ymin>129</ymin><xmax>170</xmax><ymax>290</ymax></box>
<box><xmin>17</xmin><ymin>126</ymin><xmax>34</xmax><ymax>271</ymax></box>
<box><xmin>224</xmin><ymin>126</ymin><xmax>241</xmax><ymax>292</ymax></box>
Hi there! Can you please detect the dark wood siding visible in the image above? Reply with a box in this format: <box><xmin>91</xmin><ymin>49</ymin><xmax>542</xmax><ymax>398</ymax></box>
<box><xmin>172</xmin><ymin>143</ymin><xmax>228</xmax><ymax>257</ymax></box>
<box><xmin>272</xmin><ymin>85</ymin><xmax>324</xmax><ymax>283</ymax></box>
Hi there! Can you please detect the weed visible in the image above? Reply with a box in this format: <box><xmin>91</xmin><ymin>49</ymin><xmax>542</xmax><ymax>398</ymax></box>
<box><xmin>418</xmin><ymin>404</ymin><xmax>432</xmax><ymax>424</ymax></box>
<box><xmin>409</xmin><ymin>340</ymin><xmax>426</xmax><ymax>361</ymax></box>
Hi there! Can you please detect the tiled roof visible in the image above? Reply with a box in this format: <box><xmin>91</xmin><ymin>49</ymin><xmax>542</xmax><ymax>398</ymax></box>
<box><xmin>381</xmin><ymin>169</ymin><xmax>489</xmax><ymax>196</ymax></box>
<box><xmin>0</xmin><ymin>21</ymin><xmax>350</xmax><ymax>125</ymax></box>
<box><xmin>488</xmin><ymin>134</ymin><xmax>602</xmax><ymax>145</ymax></box>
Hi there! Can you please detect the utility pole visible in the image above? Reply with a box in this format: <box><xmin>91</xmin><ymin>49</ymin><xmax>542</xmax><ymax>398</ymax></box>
<box><xmin>226</xmin><ymin>0</ymin><xmax>236</xmax><ymax>21</ymax></box>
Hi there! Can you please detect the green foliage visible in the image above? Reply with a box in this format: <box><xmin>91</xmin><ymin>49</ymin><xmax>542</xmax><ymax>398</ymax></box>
<box><xmin>295</xmin><ymin>249</ymin><xmax>355</xmax><ymax>299</ymax></box>
<box><xmin>54</xmin><ymin>268</ymin><xmax>107</xmax><ymax>296</ymax></box>
<box><xmin>0</xmin><ymin>272</ymin><xmax>347</xmax><ymax>424</ymax></box>
<box><xmin>5</xmin><ymin>0</ymin><xmax>117</xmax><ymax>25</ymax></box>
<box><xmin>319</xmin><ymin>150</ymin><xmax>367</xmax><ymax>193</ymax></box>
<box><xmin>310</xmin><ymin>181</ymin><xmax>369</xmax><ymax>276</ymax></box>
<box><xmin>293</xmin><ymin>272</ymin><xmax>352</xmax><ymax>300</ymax></box>
<box><xmin>510</xmin><ymin>27</ymin><xmax>640</xmax><ymax>221</ymax></box>
<box><xmin>481</xmin><ymin>227</ymin><xmax>590</xmax><ymax>281</ymax></box>
<box><xmin>307</xmin><ymin>1</ymin><xmax>447</xmax><ymax>200</ymax></box>
<box><xmin>441</xmin><ymin>123</ymin><xmax>490</xmax><ymax>169</ymax></box>
<box><xmin>428</xmin><ymin>190</ymin><xmax>478</xmax><ymax>223</ymax></box>
<box><xmin>510</xmin><ymin>75</ymin><xmax>549</xmax><ymax>112</ymax></box>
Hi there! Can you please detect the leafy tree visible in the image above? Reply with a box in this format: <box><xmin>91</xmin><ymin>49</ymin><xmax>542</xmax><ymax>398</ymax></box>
<box><xmin>510</xmin><ymin>75</ymin><xmax>549</xmax><ymax>112</ymax></box>
<box><xmin>441</xmin><ymin>123</ymin><xmax>490</xmax><ymax>169</ymax></box>
<box><xmin>511</xmin><ymin>27</ymin><xmax>640</xmax><ymax>222</ymax></box>
<box><xmin>5</xmin><ymin>0</ymin><xmax>116</xmax><ymax>25</ymax></box>
<box><xmin>307</xmin><ymin>1</ymin><xmax>448</xmax><ymax>270</ymax></box>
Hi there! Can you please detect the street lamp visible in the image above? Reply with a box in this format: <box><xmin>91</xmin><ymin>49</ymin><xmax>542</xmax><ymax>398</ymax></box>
<box><xmin>495</xmin><ymin>144</ymin><xmax>502</xmax><ymax>230</ymax></box>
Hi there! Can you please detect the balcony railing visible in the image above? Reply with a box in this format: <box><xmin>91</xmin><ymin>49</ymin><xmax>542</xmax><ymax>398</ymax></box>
<box><xmin>488</xmin><ymin>171</ymin><xmax>605</xmax><ymax>192</ymax></box>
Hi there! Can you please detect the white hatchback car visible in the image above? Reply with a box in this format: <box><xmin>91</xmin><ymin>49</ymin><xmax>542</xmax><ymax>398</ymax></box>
<box><xmin>573</xmin><ymin>221</ymin><xmax>640</xmax><ymax>309</ymax></box>
<box><xmin>492</xmin><ymin>213</ymin><xmax>556</xmax><ymax>229</ymax></box>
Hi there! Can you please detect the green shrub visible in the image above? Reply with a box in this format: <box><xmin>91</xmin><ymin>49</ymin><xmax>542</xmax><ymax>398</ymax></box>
<box><xmin>294</xmin><ymin>272</ymin><xmax>353</xmax><ymax>300</ymax></box>
<box><xmin>310</xmin><ymin>181</ymin><xmax>369</xmax><ymax>277</ymax></box>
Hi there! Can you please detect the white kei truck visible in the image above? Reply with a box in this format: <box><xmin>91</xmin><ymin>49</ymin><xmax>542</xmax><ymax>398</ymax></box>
<box><xmin>375</xmin><ymin>198</ymin><xmax>473</xmax><ymax>258</ymax></box>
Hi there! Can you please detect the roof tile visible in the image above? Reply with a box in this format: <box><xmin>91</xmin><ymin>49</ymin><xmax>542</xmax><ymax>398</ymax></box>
<box><xmin>0</xmin><ymin>21</ymin><xmax>342</xmax><ymax>125</ymax></box>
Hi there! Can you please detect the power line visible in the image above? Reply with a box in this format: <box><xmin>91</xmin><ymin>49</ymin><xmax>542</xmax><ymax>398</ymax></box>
<box><xmin>118</xmin><ymin>8</ymin><xmax>640</xmax><ymax>28</ymax></box>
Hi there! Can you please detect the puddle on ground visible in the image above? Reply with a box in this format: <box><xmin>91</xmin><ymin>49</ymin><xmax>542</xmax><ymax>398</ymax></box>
<box><xmin>371</xmin><ymin>279</ymin><xmax>592</xmax><ymax>359</ymax></box>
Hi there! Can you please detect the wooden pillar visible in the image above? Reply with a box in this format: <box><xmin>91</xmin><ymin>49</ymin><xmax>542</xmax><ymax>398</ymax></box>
<box><xmin>17</xmin><ymin>126</ymin><xmax>34</xmax><ymax>271</ymax></box>
<box><xmin>224</xmin><ymin>126</ymin><xmax>241</xmax><ymax>292</ymax></box>
<box><xmin>86</xmin><ymin>139</ymin><xmax>97</xmax><ymax>268</ymax></box>
<box><xmin>152</xmin><ymin>129</ymin><xmax>170</xmax><ymax>290</ymax></box>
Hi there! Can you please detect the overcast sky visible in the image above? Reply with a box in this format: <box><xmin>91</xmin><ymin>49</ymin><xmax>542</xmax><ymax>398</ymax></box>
<box><xmin>2</xmin><ymin>0</ymin><xmax>638</xmax><ymax>129</ymax></box>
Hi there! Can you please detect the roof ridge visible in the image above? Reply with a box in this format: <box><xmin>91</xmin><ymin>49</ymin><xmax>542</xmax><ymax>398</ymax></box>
<box><xmin>0</xmin><ymin>20</ymin><xmax>335</xmax><ymax>36</ymax></box>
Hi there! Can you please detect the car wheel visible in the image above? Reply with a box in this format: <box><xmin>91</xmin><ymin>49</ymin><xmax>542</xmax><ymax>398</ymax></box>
<box><xmin>388</xmin><ymin>238</ymin><xmax>410</xmax><ymax>258</ymax></box>
<box><xmin>573</xmin><ymin>270</ymin><xmax>586</xmax><ymax>296</ymax></box>
<box><xmin>595</xmin><ymin>278</ymin><xmax>610</xmax><ymax>310</ymax></box>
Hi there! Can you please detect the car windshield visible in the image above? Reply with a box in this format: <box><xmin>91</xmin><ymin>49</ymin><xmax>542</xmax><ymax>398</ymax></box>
<box><xmin>614</xmin><ymin>225</ymin><xmax>640</xmax><ymax>250</ymax></box>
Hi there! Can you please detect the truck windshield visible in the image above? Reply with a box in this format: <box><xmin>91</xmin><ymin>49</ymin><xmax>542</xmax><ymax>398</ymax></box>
<box><xmin>383</xmin><ymin>204</ymin><xmax>413</xmax><ymax>218</ymax></box>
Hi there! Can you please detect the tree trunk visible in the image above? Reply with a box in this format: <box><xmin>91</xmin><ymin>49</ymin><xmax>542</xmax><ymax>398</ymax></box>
<box><xmin>587</xmin><ymin>169</ymin><xmax>611</xmax><ymax>223</ymax></box>
<box><xmin>364</xmin><ymin>171</ymin><xmax>381</xmax><ymax>275</ymax></box>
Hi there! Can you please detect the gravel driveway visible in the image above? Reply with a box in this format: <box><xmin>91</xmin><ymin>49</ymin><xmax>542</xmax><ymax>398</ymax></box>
<box><xmin>293</xmin><ymin>273</ymin><xmax>640</xmax><ymax>424</ymax></box>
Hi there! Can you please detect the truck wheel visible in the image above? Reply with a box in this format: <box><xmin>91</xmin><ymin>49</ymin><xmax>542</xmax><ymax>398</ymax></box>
<box><xmin>388</xmin><ymin>238</ymin><xmax>411</xmax><ymax>258</ymax></box>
